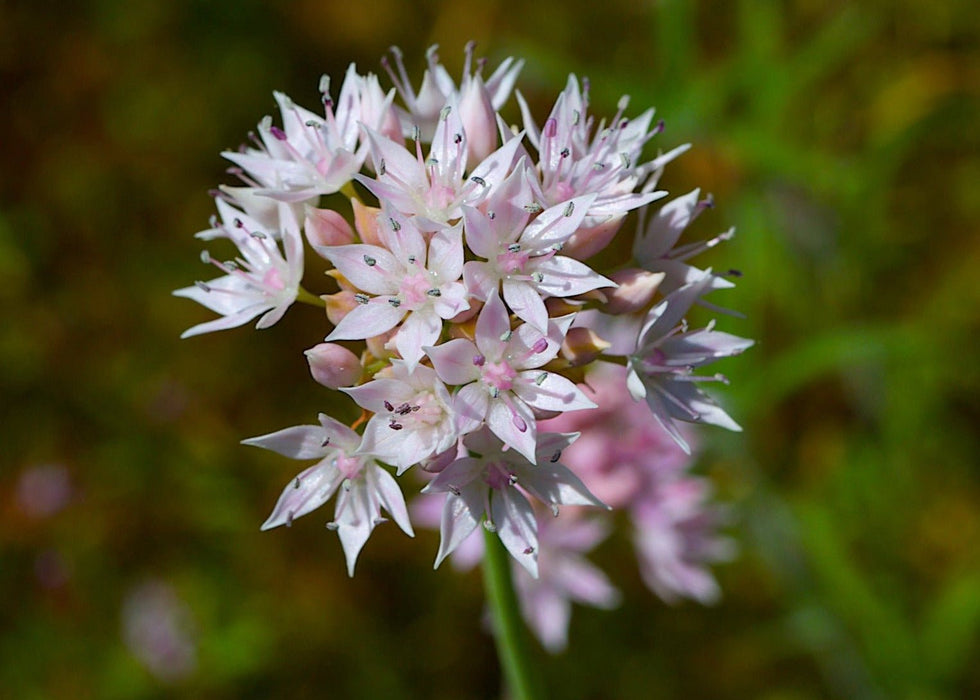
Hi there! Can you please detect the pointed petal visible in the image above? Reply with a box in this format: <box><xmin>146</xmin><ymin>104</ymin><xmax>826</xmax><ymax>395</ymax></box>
<box><xmin>426</xmin><ymin>338</ymin><xmax>481</xmax><ymax>385</ymax></box>
<box><xmin>260</xmin><ymin>462</ymin><xmax>342</xmax><ymax>530</ymax></box>
<box><xmin>514</xmin><ymin>373</ymin><xmax>597</xmax><ymax>413</ymax></box>
<box><xmin>492</xmin><ymin>489</ymin><xmax>538</xmax><ymax>577</ymax></box>
<box><xmin>318</xmin><ymin>244</ymin><xmax>399</xmax><ymax>295</ymax></box>
<box><xmin>242</xmin><ymin>424</ymin><xmax>329</xmax><ymax>459</ymax></box>
<box><xmin>326</xmin><ymin>298</ymin><xmax>404</xmax><ymax>341</ymax></box>
<box><xmin>503</xmin><ymin>279</ymin><xmax>548</xmax><ymax>333</ymax></box>
<box><xmin>434</xmin><ymin>490</ymin><xmax>483</xmax><ymax>568</ymax></box>
<box><xmin>517</xmin><ymin>459</ymin><xmax>606</xmax><ymax>509</ymax></box>
<box><xmin>486</xmin><ymin>397</ymin><xmax>536</xmax><ymax>463</ymax></box>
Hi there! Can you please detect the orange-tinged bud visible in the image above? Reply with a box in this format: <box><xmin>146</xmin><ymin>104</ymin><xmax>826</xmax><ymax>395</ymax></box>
<box><xmin>602</xmin><ymin>269</ymin><xmax>665</xmax><ymax>314</ymax></box>
<box><xmin>305</xmin><ymin>207</ymin><xmax>355</xmax><ymax>249</ymax></box>
<box><xmin>352</xmin><ymin>198</ymin><xmax>382</xmax><ymax>246</ymax></box>
<box><xmin>560</xmin><ymin>327</ymin><xmax>611</xmax><ymax>367</ymax></box>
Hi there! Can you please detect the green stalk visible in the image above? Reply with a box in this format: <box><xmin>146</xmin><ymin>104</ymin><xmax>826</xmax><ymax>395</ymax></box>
<box><xmin>482</xmin><ymin>528</ymin><xmax>545</xmax><ymax>700</ymax></box>
<box><xmin>294</xmin><ymin>286</ymin><xmax>325</xmax><ymax>308</ymax></box>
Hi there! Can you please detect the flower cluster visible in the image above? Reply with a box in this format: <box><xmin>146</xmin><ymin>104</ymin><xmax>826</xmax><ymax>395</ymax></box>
<box><xmin>176</xmin><ymin>43</ymin><xmax>752</xmax><ymax>646</ymax></box>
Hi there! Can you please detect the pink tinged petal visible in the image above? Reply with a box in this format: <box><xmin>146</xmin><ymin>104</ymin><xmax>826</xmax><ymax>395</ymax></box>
<box><xmin>655</xmin><ymin>379</ymin><xmax>743</xmax><ymax>433</ymax></box>
<box><xmin>260</xmin><ymin>462</ymin><xmax>342</xmax><ymax>530</ymax></box>
<box><xmin>503</xmin><ymin>279</ymin><xmax>548</xmax><ymax>333</ymax></box>
<box><xmin>335</xmin><ymin>488</ymin><xmax>374</xmax><ymax>576</ymax></box>
<box><xmin>520</xmin><ymin>582</ymin><xmax>571</xmax><ymax>653</ymax></box>
<box><xmin>173</xmin><ymin>275</ymin><xmax>259</xmax><ymax>315</ymax></box>
<box><xmin>558</xmin><ymin>557</ymin><xmax>620</xmax><ymax>608</ymax></box>
<box><xmin>427</xmin><ymin>225</ymin><xmax>465</xmax><ymax>282</ymax></box>
<box><xmin>306</xmin><ymin>207</ymin><xmax>355</xmax><ymax>249</ymax></box>
<box><xmin>255</xmin><ymin>302</ymin><xmax>290</xmax><ymax>330</ymax></box>
<box><xmin>486</xmin><ymin>398</ymin><xmax>537</xmax><ymax>463</ymax></box>
<box><xmin>318</xmin><ymin>244</ymin><xmax>399</xmax><ymax>295</ymax></box>
<box><xmin>522</xmin><ymin>193</ymin><xmax>598</xmax><ymax>248</ymax></box>
<box><xmin>532</xmin><ymin>431</ymin><xmax>579</xmax><ymax>464</ymax></box>
<box><xmin>532</xmin><ymin>256</ymin><xmax>615</xmax><ymax>297</ymax></box>
<box><xmin>626</xmin><ymin>365</ymin><xmax>647</xmax><ymax>401</ymax></box>
<box><xmin>638</xmin><ymin>274</ymin><xmax>713</xmax><ymax>349</ymax></box>
<box><xmin>465</xmin><ymin>135</ymin><xmax>524</xmax><ymax>202</ymax></box>
<box><xmin>424</xmin><ymin>456</ymin><xmax>486</xmax><ymax>494</ymax></box>
<box><xmin>461</xmin><ymin>206</ymin><xmax>499</xmax><ymax>259</ymax></box>
<box><xmin>361</xmin><ymin>127</ymin><xmax>428</xmax><ymax>191</ymax></box>
<box><xmin>509</xmin><ymin>314</ymin><xmax>571</xmax><ymax>369</ymax></box>
<box><xmin>514</xmin><ymin>373</ymin><xmax>597</xmax><ymax>413</ymax></box>
<box><xmin>517</xmin><ymin>460</ymin><xmax>606</xmax><ymax>509</ymax></box>
<box><xmin>634</xmin><ymin>188</ymin><xmax>702</xmax><ymax>261</ymax></box>
<box><xmin>357</xmin><ymin>416</ymin><xmax>431</xmax><ymax>473</ymax></box>
<box><xmin>432</xmin><ymin>281</ymin><xmax>469</xmax><ymax>319</ymax></box>
<box><xmin>586</xmin><ymin>190</ymin><xmax>667</xmax><ymax>218</ymax></box>
<box><xmin>426</xmin><ymin>338</ymin><xmax>482</xmax><ymax>385</ymax></box>
<box><xmin>354</xmin><ymin>175</ymin><xmax>424</xmax><ymax>216</ymax></box>
<box><xmin>489</xmin><ymin>163</ymin><xmax>535</xmax><ymax>238</ymax></box>
<box><xmin>343</xmin><ymin>377</ymin><xmax>416</xmax><ymax>413</ymax></box>
<box><xmin>371</xmin><ymin>465</ymin><xmax>414</xmax><ymax>537</ymax></box>
<box><xmin>637</xmin><ymin>385</ymin><xmax>692</xmax><ymax>455</ymax></box>
<box><xmin>394</xmin><ymin>308</ymin><xmax>442</xmax><ymax>370</ymax></box>
<box><xmin>434</xmin><ymin>490</ymin><xmax>483</xmax><ymax>568</ymax></box>
<box><xmin>241</xmin><ymin>425</ymin><xmax>330</xmax><ymax>459</ymax></box>
<box><xmin>463</xmin><ymin>261</ymin><xmax>499</xmax><ymax>301</ymax></box>
<box><xmin>379</xmin><ymin>210</ymin><xmax>427</xmax><ymax>267</ymax></box>
<box><xmin>176</xmin><ymin>305</ymin><xmax>267</xmax><ymax>339</ymax></box>
<box><xmin>459</xmin><ymin>76</ymin><xmax>498</xmax><ymax>163</ymax></box>
<box><xmin>474</xmin><ymin>291</ymin><xmax>511</xmax><ymax>357</ymax></box>
<box><xmin>454</xmin><ymin>383</ymin><xmax>490</xmax><ymax>434</ymax></box>
<box><xmin>658</xmin><ymin>328</ymin><xmax>754</xmax><ymax>365</ymax></box>
<box><xmin>492</xmin><ymin>489</ymin><xmax>539</xmax><ymax>577</ymax></box>
<box><xmin>325</xmin><ymin>298</ymin><xmax>405</xmax><ymax>342</ymax></box>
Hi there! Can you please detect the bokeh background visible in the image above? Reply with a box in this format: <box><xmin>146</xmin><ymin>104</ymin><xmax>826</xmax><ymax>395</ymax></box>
<box><xmin>2</xmin><ymin>0</ymin><xmax>978</xmax><ymax>698</ymax></box>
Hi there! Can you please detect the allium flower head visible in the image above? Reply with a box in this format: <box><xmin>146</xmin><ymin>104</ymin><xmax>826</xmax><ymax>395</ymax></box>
<box><xmin>243</xmin><ymin>414</ymin><xmax>414</xmax><ymax>575</ymax></box>
<box><xmin>173</xmin><ymin>197</ymin><xmax>302</xmax><ymax>338</ymax></box>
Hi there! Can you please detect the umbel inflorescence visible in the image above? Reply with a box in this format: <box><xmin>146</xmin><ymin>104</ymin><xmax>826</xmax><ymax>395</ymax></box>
<box><xmin>176</xmin><ymin>43</ymin><xmax>752</xmax><ymax>651</ymax></box>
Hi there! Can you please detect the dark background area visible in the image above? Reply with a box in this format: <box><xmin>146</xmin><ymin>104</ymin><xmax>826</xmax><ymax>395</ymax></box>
<box><xmin>1</xmin><ymin>1</ymin><xmax>978</xmax><ymax>697</ymax></box>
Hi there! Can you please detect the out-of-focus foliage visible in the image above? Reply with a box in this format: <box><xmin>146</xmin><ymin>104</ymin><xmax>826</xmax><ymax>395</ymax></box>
<box><xmin>1</xmin><ymin>0</ymin><xmax>977</xmax><ymax>698</ymax></box>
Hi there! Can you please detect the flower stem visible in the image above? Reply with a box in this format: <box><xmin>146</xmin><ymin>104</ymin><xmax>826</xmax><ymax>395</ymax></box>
<box><xmin>482</xmin><ymin>528</ymin><xmax>545</xmax><ymax>700</ymax></box>
<box><xmin>295</xmin><ymin>286</ymin><xmax>325</xmax><ymax>308</ymax></box>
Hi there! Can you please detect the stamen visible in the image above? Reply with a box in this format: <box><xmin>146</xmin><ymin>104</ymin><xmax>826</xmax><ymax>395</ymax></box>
<box><xmin>389</xmin><ymin>217</ymin><xmax>401</xmax><ymax>232</ymax></box>
<box><xmin>194</xmin><ymin>281</ymin><xmax>211</xmax><ymax>293</ymax></box>
<box><xmin>388</xmin><ymin>421</ymin><xmax>403</xmax><ymax>430</ymax></box>
<box><xmin>470</xmin><ymin>175</ymin><xmax>486</xmax><ymax>187</ymax></box>
<box><xmin>507</xmin><ymin>243</ymin><xmax>521</xmax><ymax>252</ymax></box>
<box><xmin>440</xmin><ymin>105</ymin><xmax>452</xmax><ymax>121</ymax></box>
<box><xmin>550</xmin><ymin>450</ymin><xmax>561</xmax><ymax>463</ymax></box>
<box><xmin>523</xmin><ymin>202</ymin><xmax>543</xmax><ymax>213</ymax></box>
<box><xmin>536</xmin><ymin>372</ymin><xmax>548</xmax><ymax>386</ymax></box>
<box><xmin>354</xmin><ymin>293</ymin><xmax>370</xmax><ymax>305</ymax></box>
<box><xmin>363</xmin><ymin>255</ymin><xmax>376</xmax><ymax>266</ymax></box>
<box><xmin>200</xmin><ymin>250</ymin><xmax>211</xmax><ymax>264</ymax></box>
<box><xmin>325</xmin><ymin>522</ymin><xmax>339</xmax><ymax>531</ymax></box>
<box><xmin>286</xmin><ymin>510</ymin><xmax>295</xmax><ymax>527</ymax></box>
<box><xmin>294</xmin><ymin>477</ymin><xmax>302</xmax><ymax>488</ymax></box>
<box><xmin>321</xmin><ymin>436</ymin><xmax>331</xmax><ymax>447</ymax></box>
<box><xmin>473</xmin><ymin>354</ymin><xmax>486</xmax><ymax>366</ymax></box>
<box><xmin>388</xmin><ymin>297</ymin><xmax>401</xmax><ymax>307</ymax></box>
<box><xmin>426</xmin><ymin>288</ymin><xmax>441</xmax><ymax>297</ymax></box>
<box><xmin>563</xmin><ymin>201</ymin><xmax>575</xmax><ymax>217</ymax></box>
<box><xmin>270</xmin><ymin>126</ymin><xmax>288</xmax><ymax>141</ymax></box>
<box><xmin>499</xmin><ymin>330</ymin><xmax>512</xmax><ymax>342</ymax></box>
<box><xmin>383</xmin><ymin>400</ymin><xmax>394</xmax><ymax>412</ymax></box>
<box><xmin>378</xmin><ymin>158</ymin><xmax>386</xmax><ymax>176</ymax></box>
<box><xmin>523</xmin><ymin>546</ymin><xmax>535</xmax><ymax>555</ymax></box>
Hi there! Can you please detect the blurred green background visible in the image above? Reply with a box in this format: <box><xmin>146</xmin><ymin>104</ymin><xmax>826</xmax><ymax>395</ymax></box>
<box><xmin>2</xmin><ymin>0</ymin><xmax>978</xmax><ymax>697</ymax></box>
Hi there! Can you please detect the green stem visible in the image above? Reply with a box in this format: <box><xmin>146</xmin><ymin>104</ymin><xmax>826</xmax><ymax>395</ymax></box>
<box><xmin>482</xmin><ymin>528</ymin><xmax>545</xmax><ymax>700</ymax></box>
<box><xmin>295</xmin><ymin>286</ymin><xmax>324</xmax><ymax>308</ymax></box>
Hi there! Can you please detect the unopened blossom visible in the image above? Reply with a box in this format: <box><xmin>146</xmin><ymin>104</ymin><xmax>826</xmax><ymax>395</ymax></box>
<box><xmin>223</xmin><ymin>65</ymin><xmax>395</xmax><ymax>203</ymax></box>
<box><xmin>425</xmin><ymin>292</ymin><xmax>595</xmax><ymax>461</ymax></box>
<box><xmin>633</xmin><ymin>188</ymin><xmax>737</xmax><ymax>304</ymax></box>
<box><xmin>382</xmin><ymin>42</ymin><xmax>523</xmax><ymax>154</ymax></box>
<box><xmin>243</xmin><ymin>413</ymin><xmax>413</xmax><ymax>575</ymax></box>
<box><xmin>462</xmin><ymin>166</ymin><xmax>612</xmax><ymax>332</ymax></box>
<box><xmin>357</xmin><ymin>102</ymin><xmax>523</xmax><ymax>231</ymax></box>
<box><xmin>344</xmin><ymin>361</ymin><xmax>458</xmax><ymax>474</ymax></box>
<box><xmin>305</xmin><ymin>342</ymin><xmax>363</xmax><ymax>389</ymax></box>
<box><xmin>625</xmin><ymin>274</ymin><xmax>754</xmax><ymax>453</ymax></box>
<box><xmin>424</xmin><ymin>428</ymin><xmax>605</xmax><ymax>577</ymax></box>
<box><xmin>320</xmin><ymin>209</ymin><xmax>468</xmax><ymax>368</ymax></box>
<box><xmin>173</xmin><ymin>198</ymin><xmax>302</xmax><ymax>338</ymax></box>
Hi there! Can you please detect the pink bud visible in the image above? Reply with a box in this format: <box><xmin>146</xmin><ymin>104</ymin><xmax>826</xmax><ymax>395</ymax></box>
<box><xmin>305</xmin><ymin>207</ymin><xmax>355</xmax><ymax>250</ymax></box>
<box><xmin>459</xmin><ymin>78</ymin><xmax>498</xmax><ymax>164</ymax></box>
<box><xmin>602</xmin><ymin>269</ymin><xmax>665</xmax><ymax>314</ymax></box>
<box><xmin>562</xmin><ymin>215</ymin><xmax>626</xmax><ymax>260</ymax></box>
<box><xmin>352</xmin><ymin>199</ymin><xmax>382</xmax><ymax>246</ymax></box>
<box><xmin>305</xmin><ymin>343</ymin><xmax>363</xmax><ymax>389</ymax></box>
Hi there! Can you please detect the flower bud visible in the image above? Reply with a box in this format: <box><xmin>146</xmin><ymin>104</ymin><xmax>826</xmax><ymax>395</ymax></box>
<box><xmin>305</xmin><ymin>343</ymin><xmax>363</xmax><ymax>389</ymax></box>
<box><xmin>459</xmin><ymin>77</ymin><xmax>498</xmax><ymax>163</ymax></box>
<box><xmin>305</xmin><ymin>207</ymin><xmax>355</xmax><ymax>250</ymax></box>
<box><xmin>602</xmin><ymin>269</ymin><xmax>665</xmax><ymax>315</ymax></box>
<box><xmin>560</xmin><ymin>327</ymin><xmax>611</xmax><ymax>367</ymax></box>
<box><xmin>352</xmin><ymin>198</ymin><xmax>382</xmax><ymax>246</ymax></box>
<box><xmin>561</xmin><ymin>215</ymin><xmax>626</xmax><ymax>260</ymax></box>
<box><xmin>324</xmin><ymin>290</ymin><xmax>357</xmax><ymax>325</ymax></box>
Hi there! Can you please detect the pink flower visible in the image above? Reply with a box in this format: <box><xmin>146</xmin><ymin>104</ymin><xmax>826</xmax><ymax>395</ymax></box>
<box><xmin>223</xmin><ymin>65</ymin><xmax>395</xmax><ymax>203</ymax></box>
<box><xmin>462</xmin><ymin>166</ymin><xmax>612</xmax><ymax>332</ymax></box>
<box><xmin>174</xmin><ymin>197</ymin><xmax>302</xmax><ymax>338</ymax></box>
<box><xmin>425</xmin><ymin>292</ymin><xmax>595</xmax><ymax>461</ymax></box>
<box><xmin>343</xmin><ymin>361</ymin><xmax>458</xmax><ymax>474</ymax></box>
<box><xmin>382</xmin><ymin>42</ymin><xmax>523</xmax><ymax>158</ymax></box>
<box><xmin>625</xmin><ymin>274</ymin><xmax>754</xmax><ymax>453</ymax></box>
<box><xmin>356</xmin><ymin>102</ymin><xmax>523</xmax><ymax>231</ymax></box>
<box><xmin>319</xmin><ymin>209</ymin><xmax>468</xmax><ymax>369</ymax></box>
<box><xmin>243</xmin><ymin>413</ymin><xmax>413</xmax><ymax>575</ymax></box>
<box><xmin>423</xmin><ymin>428</ymin><xmax>605</xmax><ymax>577</ymax></box>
